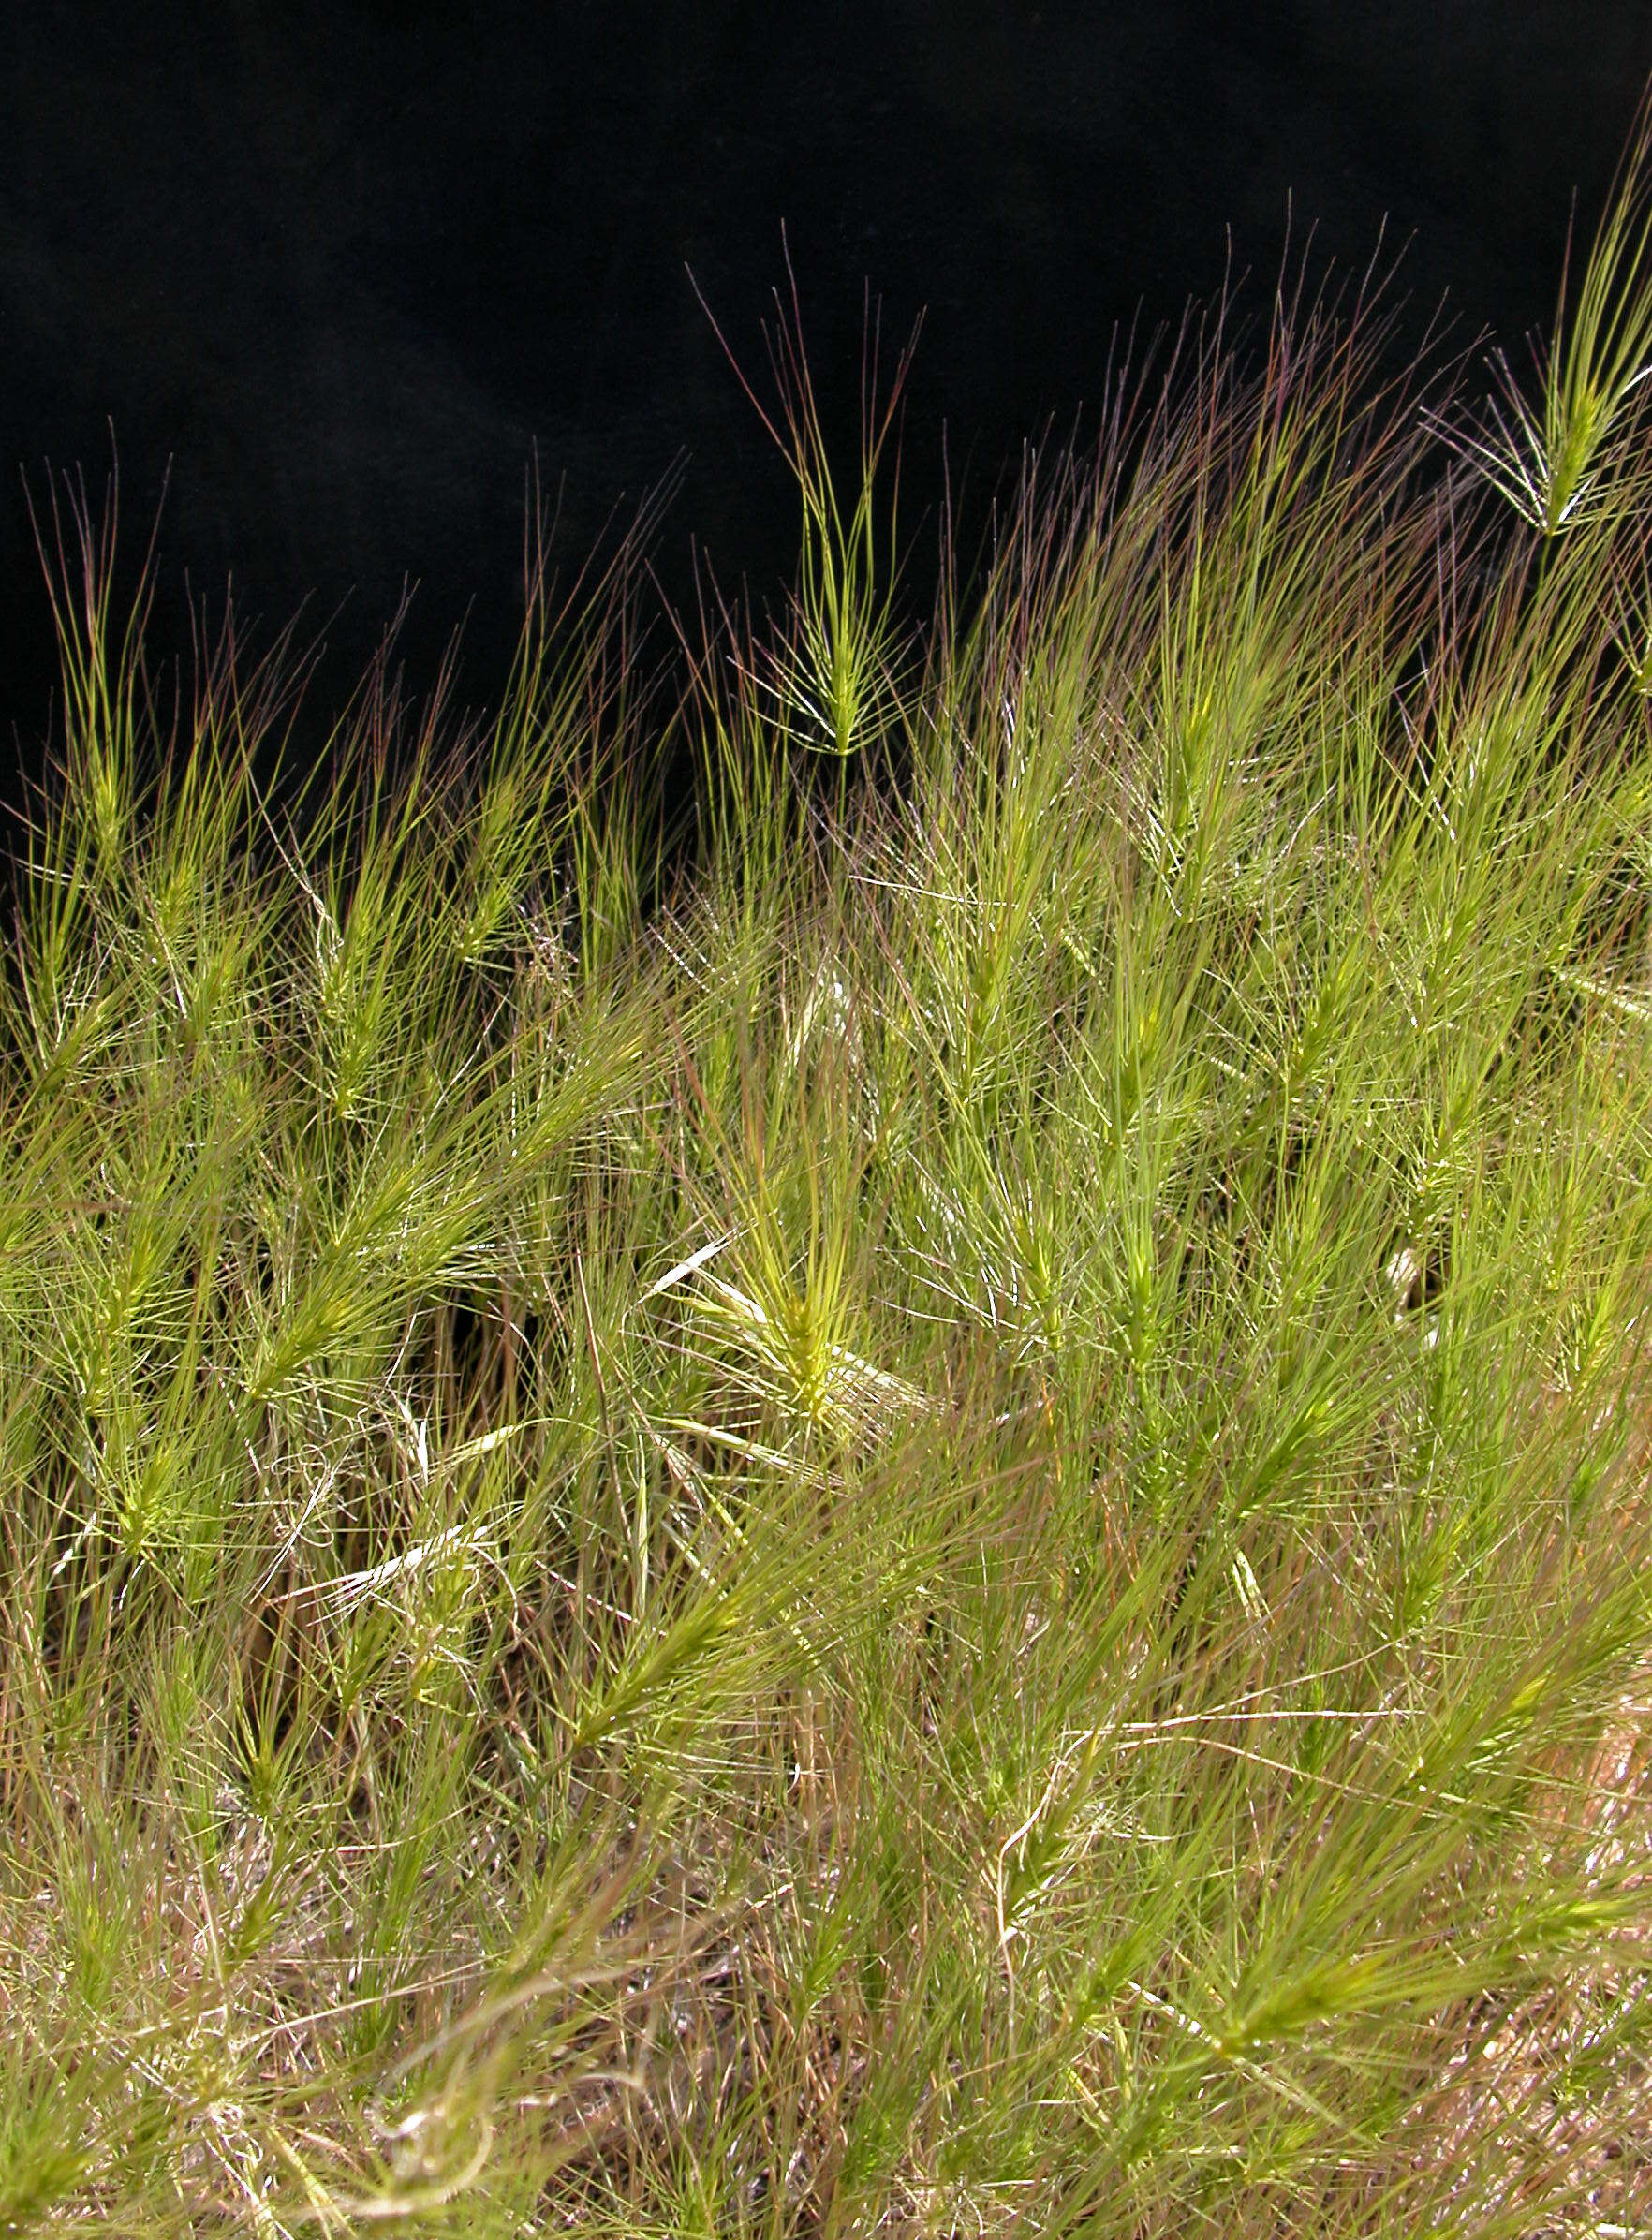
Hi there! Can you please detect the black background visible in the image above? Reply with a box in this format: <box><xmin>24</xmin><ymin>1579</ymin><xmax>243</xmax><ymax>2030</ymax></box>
<box><xmin>5</xmin><ymin>1</ymin><xmax>1651</xmax><ymax>830</ymax></box>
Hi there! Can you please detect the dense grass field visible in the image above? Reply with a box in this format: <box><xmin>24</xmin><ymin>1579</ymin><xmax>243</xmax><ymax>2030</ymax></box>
<box><xmin>6</xmin><ymin>109</ymin><xmax>1652</xmax><ymax>2238</ymax></box>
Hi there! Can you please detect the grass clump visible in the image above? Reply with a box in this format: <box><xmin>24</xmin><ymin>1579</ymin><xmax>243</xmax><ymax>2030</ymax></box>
<box><xmin>5</xmin><ymin>104</ymin><xmax>1652</xmax><ymax>2239</ymax></box>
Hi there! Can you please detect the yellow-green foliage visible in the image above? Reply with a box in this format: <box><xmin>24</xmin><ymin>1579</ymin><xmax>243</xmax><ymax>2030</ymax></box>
<box><xmin>3</xmin><ymin>102</ymin><xmax>1652</xmax><ymax>2238</ymax></box>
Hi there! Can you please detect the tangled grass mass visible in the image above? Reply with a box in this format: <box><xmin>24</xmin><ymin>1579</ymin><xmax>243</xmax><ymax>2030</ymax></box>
<box><xmin>7</xmin><ymin>95</ymin><xmax>1652</xmax><ymax>2240</ymax></box>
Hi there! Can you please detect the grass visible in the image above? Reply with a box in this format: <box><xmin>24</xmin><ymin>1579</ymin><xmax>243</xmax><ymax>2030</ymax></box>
<box><xmin>4</xmin><ymin>104</ymin><xmax>1652</xmax><ymax>2240</ymax></box>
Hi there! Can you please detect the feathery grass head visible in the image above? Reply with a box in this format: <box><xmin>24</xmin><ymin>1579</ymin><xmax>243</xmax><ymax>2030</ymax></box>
<box><xmin>1431</xmin><ymin>78</ymin><xmax>1652</xmax><ymax>539</ymax></box>
<box><xmin>688</xmin><ymin>227</ymin><xmax>922</xmax><ymax>774</ymax></box>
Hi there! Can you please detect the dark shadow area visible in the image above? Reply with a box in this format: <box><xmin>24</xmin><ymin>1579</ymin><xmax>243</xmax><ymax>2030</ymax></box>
<box><xmin>4</xmin><ymin>0</ymin><xmax>1649</xmax><ymax>866</ymax></box>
